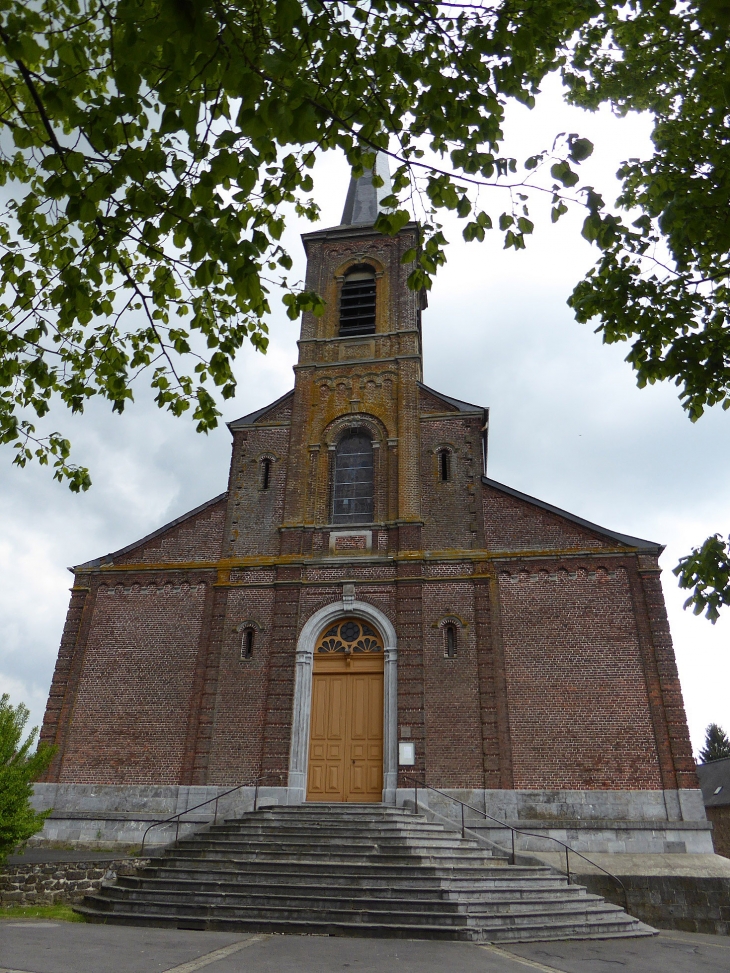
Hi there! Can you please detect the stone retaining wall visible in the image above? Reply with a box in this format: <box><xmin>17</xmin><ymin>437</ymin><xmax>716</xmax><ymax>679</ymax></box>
<box><xmin>0</xmin><ymin>859</ymin><xmax>147</xmax><ymax>907</ymax></box>
<box><xmin>582</xmin><ymin>874</ymin><xmax>730</xmax><ymax>935</ymax></box>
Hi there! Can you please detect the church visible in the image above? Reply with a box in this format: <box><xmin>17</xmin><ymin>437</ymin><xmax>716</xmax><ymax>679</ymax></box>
<box><xmin>35</xmin><ymin>157</ymin><xmax>712</xmax><ymax>859</ymax></box>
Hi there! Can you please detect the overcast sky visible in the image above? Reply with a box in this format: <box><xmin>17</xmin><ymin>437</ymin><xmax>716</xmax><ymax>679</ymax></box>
<box><xmin>1</xmin><ymin>76</ymin><xmax>727</xmax><ymax>760</ymax></box>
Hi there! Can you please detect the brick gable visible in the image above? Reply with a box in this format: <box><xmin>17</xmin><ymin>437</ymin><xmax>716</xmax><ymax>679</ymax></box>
<box><xmin>111</xmin><ymin>495</ymin><xmax>227</xmax><ymax>565</ymax></box>
<box><xmin>483</xmin><ymin>482</ymin><xmax>628</xmax><ymax>552</ymax></box>
<box><xmin>419</xmin><ymin>386</ymin><xmax>459</xmax><ymax>413</ymax></box>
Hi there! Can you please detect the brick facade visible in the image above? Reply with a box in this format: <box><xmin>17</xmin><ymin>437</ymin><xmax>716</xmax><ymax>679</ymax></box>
<box><xmin>39</xmin><ymin>214</ymin><xmax>697</xmax><ymax>803</ymax></box>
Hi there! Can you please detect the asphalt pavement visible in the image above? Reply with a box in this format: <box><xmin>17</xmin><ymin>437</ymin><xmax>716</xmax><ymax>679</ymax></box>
<box><xmin>0</xmin><ymin>924</ymin><xmax>728</xmax><ymax>973</ymax></box>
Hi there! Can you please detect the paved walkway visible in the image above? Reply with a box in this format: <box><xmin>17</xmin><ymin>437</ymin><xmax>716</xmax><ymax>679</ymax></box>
<box><xmin>0</xmin><ymin>925</ymin><xmax>728</xmax><ymax>973</ymax></box>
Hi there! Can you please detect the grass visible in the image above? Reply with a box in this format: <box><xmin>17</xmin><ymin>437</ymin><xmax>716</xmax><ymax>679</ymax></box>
<box><xmin>0</xmin><ymin>903</ymin><xmax>86</xmax><ymax>922</ymax></box>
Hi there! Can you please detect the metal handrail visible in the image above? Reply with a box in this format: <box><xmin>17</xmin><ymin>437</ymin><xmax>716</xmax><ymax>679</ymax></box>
<box><xmin>399</xmin><ymin>774</ymin><xmax>629</xmax><ymax>913</ymax></box>
<box><xmin>140</xmin><ymin>772</ymin><xmax>286</xmax><ymax>855</ymax></box>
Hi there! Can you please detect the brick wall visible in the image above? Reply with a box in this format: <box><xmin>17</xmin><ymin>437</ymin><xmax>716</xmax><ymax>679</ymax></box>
<box><xmin>57</xmin><ymin>582</ymin><xmax>209</xmax><ymax>784</ymax></box>
<box><xmin>205</xmin><ymin>586</ymin><xmax>277</xmax><ymax>784</ymax></box>
<box><xmin>40</xmin><ymin>579</ymin><xmax>95</xmax><ymax>780</ymax></box>
<box><xmin>114</xmin><ymin>498</ymin><xmax>226</xmax><ymax>564</ymax></box>
<box><xmin>421</xmin><ymin>576</ymin><xmax>484</xmax><ymax>787</ymax></box>
<box><xmin>420</xmin><ymin>416</ymin><xmax>481</xmax><ymax>552</ymax></box>
<box><xmin>483</xmin><ymin>483</ymin><xmax>614</xmax><ymax>551</ymax></box>
<box><xmin>259</xmin><ymin>571</ymin><xmax>303</xmax><ymax>782</ymax></box>
<box><xmin>498</xmin><ymin>564</ymin><xmax>663</xmax><ymax>790</ymax></box>
<box><xmin>226</xmin><ymin>425</ymin><xmax>291</xmax><ymax>557</ymax></box>
<box><xmin>43</xmin><ymin>553</ymin><xmax>688</xmax><ymax>793</ymax></box>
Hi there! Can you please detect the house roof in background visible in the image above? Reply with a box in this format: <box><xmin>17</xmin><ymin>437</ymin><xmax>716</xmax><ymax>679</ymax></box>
<box><xmin>697</xmin><ymin>757</ymin><xmax>730</xmax><ymax>807</ymax></box>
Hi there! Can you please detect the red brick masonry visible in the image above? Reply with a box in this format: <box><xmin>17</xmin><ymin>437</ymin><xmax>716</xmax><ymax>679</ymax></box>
<box><xmin>39</xmin><ymin>220</ymin><xmax>697</xmax><ymax>800</ymax></box>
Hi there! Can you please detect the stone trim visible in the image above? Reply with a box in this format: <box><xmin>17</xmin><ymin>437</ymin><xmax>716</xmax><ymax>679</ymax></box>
<box><xmin>288</xmin><ymin>599</ymin><xmax>398</xmax><ymax>804</ymax></box>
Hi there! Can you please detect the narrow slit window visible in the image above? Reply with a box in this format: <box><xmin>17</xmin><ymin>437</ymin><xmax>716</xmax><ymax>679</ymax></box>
<box><xmin>445</xmin><ymin>624</ymin><xmax>457</xmax><ymax>658</ymax></box>
<box><xmin>242</xmin><ymin>629</ymin><xmax>255</xmax><ymax>660</ymax></box>
<box><xmin>339</xmin><ymin>266</ymin><xmax>376</xmax><ymax>337</ymax></box>
<box><xmin>332</xmin><ymin>431</ymin><xmax>374</xmax><ymax>525</ymax></box>
<box><xmin>261</xmin><ymin>457</ymin><xmax>271</xmax><ymax>490</ymax></box>
<box><xmin>439</xmin><ymin>449</ymin><xmax>451</xmax><ymax>482</ymax></box>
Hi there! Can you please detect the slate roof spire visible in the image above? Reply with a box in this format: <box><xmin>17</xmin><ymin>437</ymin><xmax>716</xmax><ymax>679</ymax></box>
<box><xmin>341</xmin><ymin>151</ymin><xmax>393</xmax><ymax>226</ymax></box>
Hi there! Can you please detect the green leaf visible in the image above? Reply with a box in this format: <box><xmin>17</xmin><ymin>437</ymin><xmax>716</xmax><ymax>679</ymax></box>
<box><xmin>568</xmin><ymin>137</ymin><xmax>593</xmax><ymax>163</ymax></box>
<box><xmin>550</xmin><ymin>161</ymin><xmax>579</xmax><ymax>188</ymax></box>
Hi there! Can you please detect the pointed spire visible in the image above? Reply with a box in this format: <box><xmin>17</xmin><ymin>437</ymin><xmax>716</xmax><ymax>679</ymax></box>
<box><xmin>341</xmin><ymin>151</ymin><xmax>393</xmax><ymax>226</ymax></box>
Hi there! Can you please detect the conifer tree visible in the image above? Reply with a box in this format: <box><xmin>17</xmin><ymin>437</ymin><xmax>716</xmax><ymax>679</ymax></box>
<box><xmin>699</xmin><ymin>723</ymin><xmax>730</xmax><ymax>764</ymax></box>
<box><xmin>0</xmin><ymin>695</ymin><xmax>55</xmax><ymax>863</ymax></box>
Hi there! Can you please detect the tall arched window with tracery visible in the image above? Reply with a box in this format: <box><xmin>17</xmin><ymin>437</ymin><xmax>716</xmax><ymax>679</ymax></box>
<box><xmin>332</xmin><ymin>430</ymin><xmax>374</xmax><ymax>524</ymax></box>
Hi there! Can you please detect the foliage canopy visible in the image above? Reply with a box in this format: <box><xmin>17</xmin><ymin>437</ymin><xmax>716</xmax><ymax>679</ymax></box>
<box><xmin>0</xmin><ymin>694</ymin><xmax>55</xmax><ymax>862</ymax></box>
<box><xmin>0</xmin><ymin>0</ymin><xmax>728</xmax><ymax>613</ymax></box>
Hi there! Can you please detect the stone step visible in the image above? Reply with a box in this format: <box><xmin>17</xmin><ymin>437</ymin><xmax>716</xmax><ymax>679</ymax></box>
<box><xmin>254</xmin><ymin>804</ymin><xmax>409</xmax><ymax>811</ymax></box>
<box><xmin>250</xmin><ymin>807</ymin><xmax>413</xmax><ymax>819</ymax></box>
<box><xmin>100</xmin><ymin>886</ymin><xmax>615</xmax><ymax>918</ymax></box>
<box><xmin>78</xmin><ymin>804</ymin><xmax>653</xmax><ymax>943</ymax></box>
<box><xmin>191</xmin><ymin>831</ymin><xmax>478</xmax><ymax>848</ymax></box>
<box><xmin>74</xmin><ymin>907</ymin><xmax>476</xmax><ymax>941</ymax></box>
<box><xmin>173</xmin><ymin>840</ymin><xmax>485</xmax><ymax>857</ymax></box>
<box><xmin>213</xmin><ymin>820</ymin><xmax>449</xmax><ymax>833</ymax></box>
<box><xmin>141</xmin><ymin>871</ymin><xmax>565</xmax><ymax>894</ymax></box>
<box><xmin>85</xmin><ymin>895</ymin><xmax>628</xmax><ymax>929</ymax></box>
<box><xmin>162</xmin><ymin>839</ymin><xmax>510</xmax><ymax>867</ymax></box>
<box><xmin>74</xmin><ymin>904</ymin><xmax>652</xmax><ymax>944</ymax></box>
<box><xmin>479</xmin><ymin>916</ymin><xmax>655</xmax><ymax>943</ymax></box>
<box><xmin>167</xmin><ymin>851</ymin><xmax>507</xmax><ymax>867</ymax></box>
<box><xmin>143</xmin><ymin>859</ymin><xmax>558</xmax><ymax>884</ymax></box>
<box><xmin>106</xmin><ymin>885</ymin><xmax>458</xmax><ymax>908</ymax></box>
<box><xmin>82</xmin><ymin>894</ymin><xmax>471</xmax><ymax>927</ymax></box>
<box><xmin>178</xmin><ymin>833</ymin><xmax>483</xmax><ymax>848</ymax></box>
<box><xmin>116</xmin><ymin>876</ymin><xmax>583</xmax><ymax>902</ymax></box>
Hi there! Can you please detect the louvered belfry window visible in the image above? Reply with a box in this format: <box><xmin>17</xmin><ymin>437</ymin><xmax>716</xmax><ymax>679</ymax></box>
<box><xmin>339</xmin><ymin>265</ymin><xmax>376</xmax><ymax>337</ymax></box>
<box><xmin>332</xmin><ymin>431</ymin><xmax>374</xmax><ymax>524</ymax></box>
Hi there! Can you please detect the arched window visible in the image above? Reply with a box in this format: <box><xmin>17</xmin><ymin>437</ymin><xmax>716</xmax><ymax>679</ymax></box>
<box><xmin>261</xmin><ymin>457</ymin><xmax>271</xmax><ymax>490</ymax></box>
<box><xmin>438</xmin><ymin>448</ymin><xmax>451</xmax><ymax>482</ymax></box>
<box><xmin>241</xmin><ymin>628</ymin><xmax>255</xmax><ymax>660</ymax></box>
<box><xmin>332</xmin><ymin>430</ymin><xmax>374</xmax><ymax>524</ymax></box>
<box><xmin>444</xmin><ymin>624</ymin><xmax>457</xmax><ymax>658</ymax></box>
<box><xmin>339</xmin><ymin>265</ymin><xmax>376</xmax><ymax>337</ymax></box>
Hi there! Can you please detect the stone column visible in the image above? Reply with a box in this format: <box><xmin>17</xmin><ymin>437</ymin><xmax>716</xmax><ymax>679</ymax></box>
<box><xmin>383</xmin><ymin>644</ymin><xmax>399</xmax><ymax>805</ymax></box>
<box><xmin>287</xmin><ymin>645</ymin><xmax>314</xmax><ymax>805</ymax></box>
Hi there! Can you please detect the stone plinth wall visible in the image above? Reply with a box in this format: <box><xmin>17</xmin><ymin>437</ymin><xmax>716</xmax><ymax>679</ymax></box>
<box><xmin>583</xmin><ymin>874</ymin><xmax>730</xmax><ymax>935</ymax></box>
<box><xmin>0</xmin><ymin>858</ymin><xmax>148</xmax><ymax>906</ymax></box>
<box><xmin>396</xmin><ymin>787</ymin><xmax>715</xmax><ymax>855</ymax></box>
<box><xmin>30</xmin><ymin>782</ymin><xmax>289</xmax><ymax>847</ymax></box>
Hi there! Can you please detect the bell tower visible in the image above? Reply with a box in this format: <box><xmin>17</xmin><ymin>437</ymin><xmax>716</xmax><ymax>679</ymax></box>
<box><xmin>279</xmin><ymin>154</ymin><xmax>426</xmax><ymax>556</ymax></box>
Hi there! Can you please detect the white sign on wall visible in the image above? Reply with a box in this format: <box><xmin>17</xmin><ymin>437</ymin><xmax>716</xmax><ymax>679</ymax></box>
<box><xmin>398</xmin><ymin>741</ymin><xmax>415</xmax><ymax>766</ymax></box>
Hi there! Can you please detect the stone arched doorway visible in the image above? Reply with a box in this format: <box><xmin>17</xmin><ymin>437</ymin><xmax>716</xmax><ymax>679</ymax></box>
<box><xmin>288</xmin><ymin>599</ymin><xmax>397</xmax><ymax>805</ymax></box>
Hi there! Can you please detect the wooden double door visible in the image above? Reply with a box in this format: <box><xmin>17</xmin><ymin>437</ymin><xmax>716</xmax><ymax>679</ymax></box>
<box><xmin>306</xmin><ymin>620</ymin><xmax>384</xmax><ymax>803</ymax></box>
